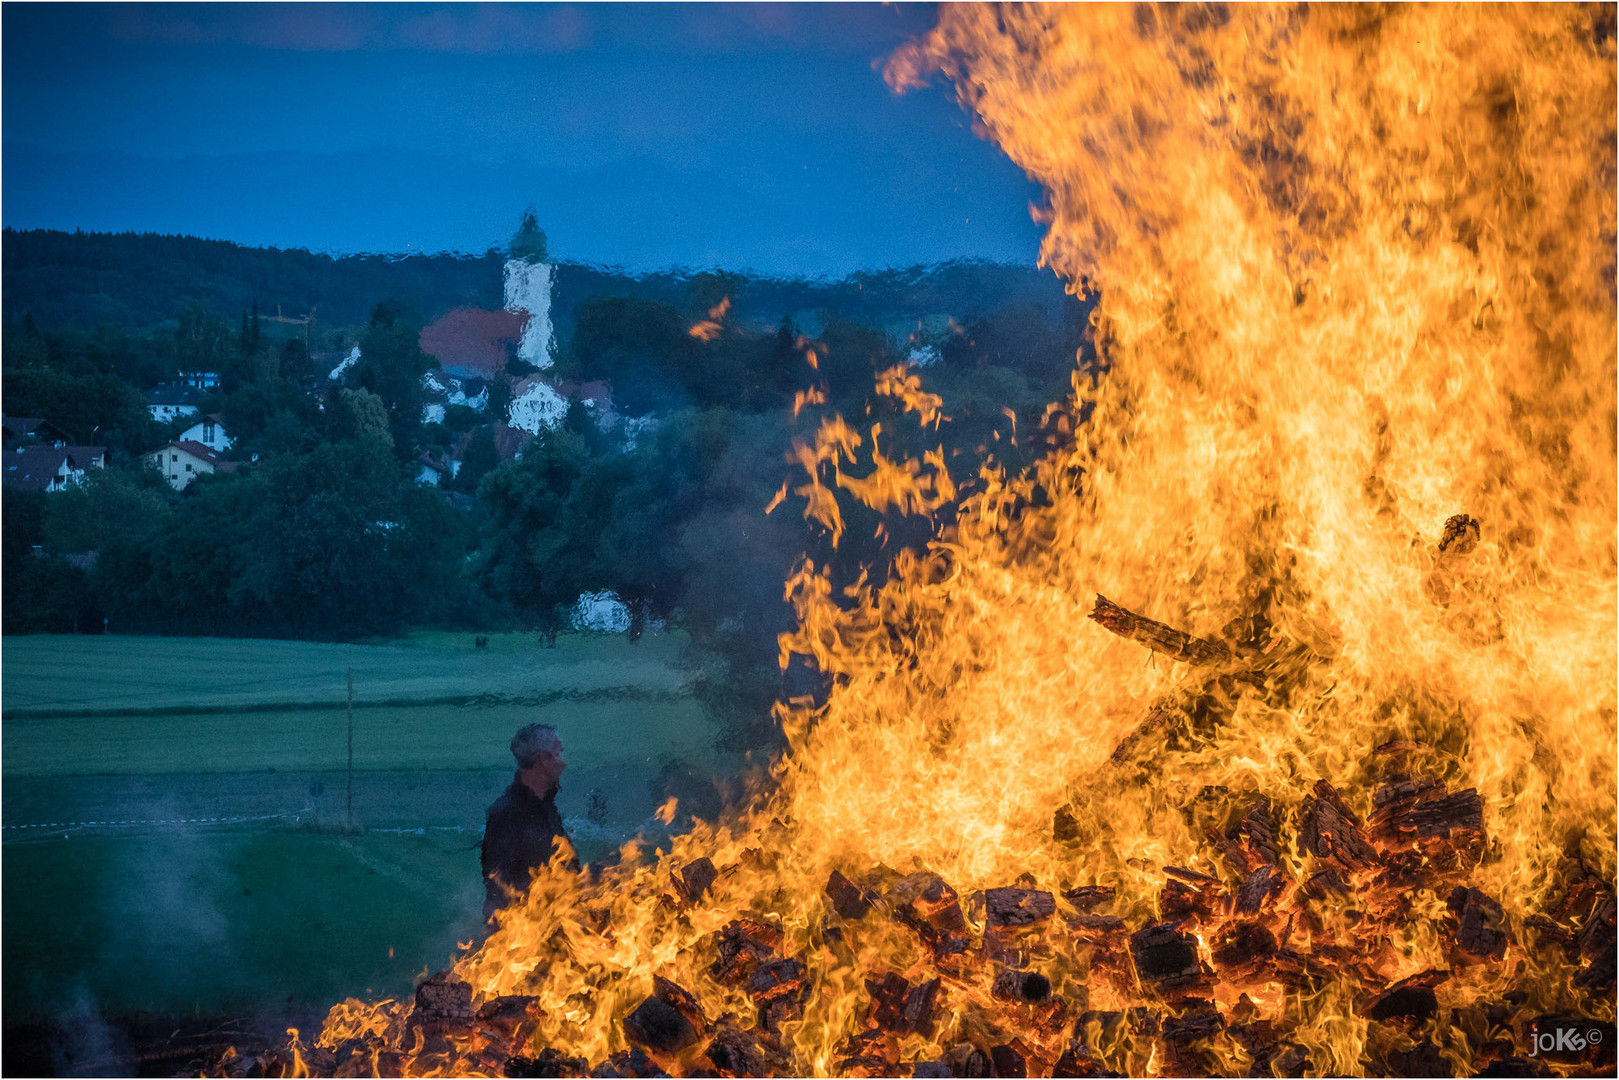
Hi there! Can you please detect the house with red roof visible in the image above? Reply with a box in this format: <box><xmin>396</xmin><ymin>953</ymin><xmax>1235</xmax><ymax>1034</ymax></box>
<box><xmin>149</xmin><ymin>439</ymin><xmax>238</xmax><ymax>491</ymax></box>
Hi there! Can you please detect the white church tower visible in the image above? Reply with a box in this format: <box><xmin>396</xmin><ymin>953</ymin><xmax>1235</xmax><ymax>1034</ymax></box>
<box><xmin>504</xmin><ymin>211</ymin><xmax>555</xmax><ymax>370</ymax></box>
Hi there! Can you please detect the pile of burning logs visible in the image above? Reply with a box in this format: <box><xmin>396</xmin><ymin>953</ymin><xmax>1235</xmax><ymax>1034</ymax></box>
<box><xmin>234</xmin><ymin>518</ymin><xmax>1613</xmax><ymax>1077</ymax></box>
<box><xmin>260</xmin><ymin>814</ymin><xmax>1612</xmax><ymax>1079</ymax></box>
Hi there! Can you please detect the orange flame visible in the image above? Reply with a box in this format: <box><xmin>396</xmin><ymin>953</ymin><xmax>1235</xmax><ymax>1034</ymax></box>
<box><xmin>303</xmin><ymin>7</ymin><xmax>1615</xmax><ymax>1076</ymax></box>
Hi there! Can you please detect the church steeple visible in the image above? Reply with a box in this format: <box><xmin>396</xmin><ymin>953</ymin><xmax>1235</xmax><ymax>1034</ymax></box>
<box><xmin>510</xmin><ymin>210</ymin><xmax>549</xmax><ymax>264</ymax></box>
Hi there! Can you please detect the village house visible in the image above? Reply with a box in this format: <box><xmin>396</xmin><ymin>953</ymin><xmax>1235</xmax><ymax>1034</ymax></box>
<box><xmin>3</xmin><ymin>444</ymin><xmax>107</xmax><ymax>493</ymax></box>
<box><xmin>149</xmin><ymin>439</ymin><xmax>237</xmax><ymax>491</ymax></box>
<box><xmin>177</xmin><ymin>413</ymin><xmax>233</xmax><ymax>452</ymax></box>
<box><xmin>2</xmin><ymin>416</ymin><xmax>72</xmax><ymax>448</ymax></box>
<box><xmin>416</xmin><ymin>453</ymin><xmax>453</xmax><ymax>487</ymax></box>
<box><xmin>147</xmin><ymin>383</ymin><xmax>203</xmax><ymax>423</ymax></box>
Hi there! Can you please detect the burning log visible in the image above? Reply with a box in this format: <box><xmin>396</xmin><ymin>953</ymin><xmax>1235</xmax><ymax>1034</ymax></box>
<box><xmin>992</xmin><ymin>966</ymin><xmax>1054</xmax><ymax>1004</ymax></box>
<box><xmin>1089</xmin><ymin>595</ymin><xmax>1232</xmax><ymax>667</ymax></box>
<box><xmin>836</xmin><ymin>1030</ymin><xmax>898</xmax><ymax>1077</ymax></box>
<box><xmin>865</xmin><ymin>971</ymin><xmax>943</xmax><ymax>1036</ymax></box>
<box><xmin>1050</xmin><ymin>1039</ymin><xmax>1113</xmax><ymax>1078</ymax></box>
<box><xmin>1235</xmin><ymin>866</ymin><xmax>1280</xmax><ymax>913</ymax></box>
<box><xmin>413</xmin><ymin>971</ymin><xmax>475</xmax><ymax>1032</ymax></box>
<box><xmin>1220</xmin><ymin>796</ymin><xmax>1280</xmax><ymax>872</ymax></box>
<box><xmin>623</xmin><ymin>977</ymin><xmax>707</xmax><ymax>1057</ymax></box>
<box><xmin>710</xmin><ymin>919</ymin><xmax>784</xmax><ymax>984</ymax></box>
<box><xmin>1130</xmin><ymin>924</ymin><xmax>1210</xmax><ymax>995</ymax></box>
<box><xmin>889</xmin><ymin>872</ymin><xmax>973</xmax><ymax>961</ymax></box>
<box><xmin>988</xmin><ymin>1040</ymin><xmax>1033</xmax><ymax>1078</ymax></box>
<box><xmin>701</xmin><ymin>1018</ymin><xmax>791</xmax><ymax>1078</ymax></box>
<box><xmin>748</xmin><ymin>957</ymin><xmax>810</xmax><ymax>1033</ymax></box>
<box><xmin>1367</xmin><ymin>783</ymin><xmax>1484</xmax><ymax>871</ymax></box>
<box><xmin>1302</xmin><ymin>779</ymin><xmax>1381</xmax><ymax>871</ymax></box>
<box><xmin>1359</xmin><ymin>969</ymin><xmax>1448</xmax><ymax>1024</ymax></box>
<box><xmin>889</xmin><ymin>872</ymin><xmax>967</xmax><ymax>931</ymax></box>
<box><xmin>1159</xmin><ymin>998</ymin><xmax>1224</xmax><ymax>1077</ymax></box>
<box><xmin>675</xmin><ymin>858</ymin><xmax>720</xmax><ymax>905</ymax></box>
<box><xmin>1446</xmin><ymin>887</ymin><xmax>1509</xmax><ymax>959</ymax></box>
<box><xmin>1106</xmin><ymin>701</ymin><xmax>1182</xmax><ymax>766</ymax></box>
<box><xmin>1377</xmin><ymin>1039</ymin><xmax>1452</xmax><ymax>1078</ymax></box>
<box><xmin>1067</xmin><ymin>912</ymin><xmax>1127</xmax><ymax>939</ymax></box>
<box><xmin>505</xmin><ymin>1047</ymin><xmax>590</xmax><ymax>1077</ymax></box>
<box><xmin>825</xmin><ymin>869</ymin><xmax>877</xmax><ymax>920</ymax></box>
<box><xmin>983</xmin><ymin>886</ymin><xmax>1058</xmax><ymax>929</ymax></box>
<box><xmin>942</xmin><ymin>1043</ymin><xmax>993</xmax><ymax>1077</ymax></box>
<box><xmin>1062</xmin><ymin>884</ymin><xmax>1117</xmax><ymax>911</ymax></box>
<box><xmin>591</xmin><ymin>1047</ymin><xmax>669</xmax><ymax>1078</ymax></box>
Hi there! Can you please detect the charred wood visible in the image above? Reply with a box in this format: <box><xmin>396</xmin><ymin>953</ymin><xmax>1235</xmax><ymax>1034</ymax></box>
<box><xmin>1235</xmin><ymin>867</ymin><xmax>1280</xmax><ymax>913</ymax></box>
<box><xmin>747</xmin><ymin>957</ymin><xmax>809</xmax><ymax>1033</ymax></box>
<box><xmin>701</xmin><ymin>1019</ymin><xmax>790</xmax><ymax>1078</ymax></box>
<box><xmin>1063</xmin><ymin>885</ymin><xmax>1117</xmax><ymax>911</ymax></box>
<box><xmin>591</xmin><ymin>1047</ymin><xmax>670</xmax><ymax>1078</ymax></box>
<box><xmin>992</xmin><ymin>967</ymin><xmax>1054</xmax><ymax>1004</ymax></box>
<box><xmin>1445</xmin><ymin>887</ymin><xmax>1508</xmax><ymax>959</ymax></box>
<box><xmin>837</xmin><ymin>1030</ymin><xmax>898</xmax><ymax>1077</ymax></box>
<box><xmin>413</xmin><ymin>971</ymin><xmax>475</xmax><ymax>1031</ymax></box>
<box><xmin>889</xmin><ymin>873</ymin><xmax>968</xmax><ymax>933</ymax></box>
<box><xmin>1159</xmin><ymin>878</ymin><xmax>1221</xmax><ymax>925</ymax></box>
<box><xmin>1108</xmin><ymin>702</ymin><xmax>1181</xmax><ymax>765</ymax></box>
<box><xmin>942</xmin><ymin>1043</ymin><xmax>994</xmax><ymax>1078</ymax></box>
<box><xmin>506</xmin><ymin>1048</ymin><xmax>590</xmax><ymax>1078</ymax></box>
<box><xmin>710</xmin><ymin>919</ymin><xmax>783</xmax><ymax>985</ymax></box>
<box><xmin>1378</xmin><ymin>1039</ymin><xmax>1453</xmax><ymax>1078</ymax></box>
<box><xmin>1302</xmin><ymin>780</ymin><xmax>1380</xmax><ymax>871</ymax></box>
<box><xmin>477</xmin><ymin>995</ymin><xmax>541</xmax><ymax>1046</ymax></box>
<box><xmin>1090</xmin><ymin>595</ymin><xmax>1232</xmax><ymax>667</ymax></box>
<box><xmin>1367</xmin><ymin>785</ymin><xmax>1484</xmax><ymax>870</ymax></box>
<box><xmin>984</xmin><ymin>887</ymin><xmax>1058</xmax><ymax>929</ymax></box>
<box><xmin>989</xmin><ymin>1040</ymin><xmax>1032</xmax><ymax>1078</ymax></box>
<box><xmin>623</xmin><ymin>997</ymin><xmax>701</xmax><ymax>1057</ymax></box>
<box><xmin>1359</xmin><ymin>970</ymin><xmax>1448</xmax><ymax>1023</ymax></box>
<box><xmin>865</xmin><ymin>972</ymin><xmax>942</xmax><ymax>1037</ymax></box>
<box><xmin>825</xmin><ymin>869</ymin><xmax>876</xmax><ymax>920</ymax></box>
<box><xmin>1052</xmin><ymin>1039</ymin><xmax>1121</xmax><ymax>1078</ymax></box>
<box><xmin>1162</xmin><ymin>998</ymin><xmax>1223</xmax><ymax>1043</ymax></box>
<box><xmin>1130</xmin><ymin>924</ymin><xmax>1209</xmax><ymax>994</ymax></box>
<box><xmin>676</xmin><ymin>858</ymin><xmax>720</xmax><ymax>905</ymax></box>
<box><xmin>1226</xmin><ymin>797</ymin><xmax>1280</xmax><ymax>872</ymax></box>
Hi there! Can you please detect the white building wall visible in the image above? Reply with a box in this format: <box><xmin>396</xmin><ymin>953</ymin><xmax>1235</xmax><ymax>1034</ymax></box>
<box><xmin>150</xmin><ymin>446</ymin><xmax>215</xmax><ymax>491</ymax></box>
<box><xmin>507</xmin><ymin>380</ymin><xmax>569</xmax><ymax>434</ymax></box>
<box><xmin>503</xmin><ymin>260</ymin><xmax>555</xmax><ymax>370</ymax></box>
<box><xmin>178</xmin><ymin>419</ymin><xmax>233</xmax><ymax>452</ymax></box>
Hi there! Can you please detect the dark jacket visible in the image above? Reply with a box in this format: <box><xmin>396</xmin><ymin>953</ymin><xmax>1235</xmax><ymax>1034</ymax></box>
<box><xmin>481</xmin><ymin>774</ymin><xmax>576</xmax><ymax>919</ymax></box>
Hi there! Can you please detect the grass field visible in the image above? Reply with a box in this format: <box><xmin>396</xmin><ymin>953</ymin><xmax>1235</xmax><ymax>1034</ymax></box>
<box><xmin>1</xmin><ymin>629</ymin><xmax>692</xmax><ymax>715</ymax></box>
<box><xmin>1</xmin><ymin>631</ymin><xmax>730</xmax><ymax>1022</ymax></box>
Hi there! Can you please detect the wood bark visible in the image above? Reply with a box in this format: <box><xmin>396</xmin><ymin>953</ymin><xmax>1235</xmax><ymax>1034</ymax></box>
<box><xmin>1090</xmin><ymin>595</ymin><xmax>1232</xmax><ymax>667</ymax></box>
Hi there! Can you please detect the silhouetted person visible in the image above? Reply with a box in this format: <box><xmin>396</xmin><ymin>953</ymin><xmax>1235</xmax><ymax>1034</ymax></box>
<box><xmin>481</xmin><ymin>723</ymin><xmax>577</xmax><ymax>921</ymax></box>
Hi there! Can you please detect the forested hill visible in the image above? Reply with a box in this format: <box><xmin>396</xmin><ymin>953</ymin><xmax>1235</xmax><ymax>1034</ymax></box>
<box><xmin>2</xmin><ymin>228</ymin><xmax>1073</xmax><ymax>338</ymax></box>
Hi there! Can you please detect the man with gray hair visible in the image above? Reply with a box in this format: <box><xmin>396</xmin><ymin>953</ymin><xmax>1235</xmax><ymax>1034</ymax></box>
<box><xmin>481</xmin><ymin>722</ymin><xmax>577</xmax><ymax>920</ymax></box>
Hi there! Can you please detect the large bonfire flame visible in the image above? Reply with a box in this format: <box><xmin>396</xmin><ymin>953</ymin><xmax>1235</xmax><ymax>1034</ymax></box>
<box><xmin>268</xmin><ymin>6</ymin><xmax>1616</xmax><ymax>1077</ymax></box>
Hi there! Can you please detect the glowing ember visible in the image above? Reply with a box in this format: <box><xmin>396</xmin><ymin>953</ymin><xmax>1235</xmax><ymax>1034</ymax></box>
<box><xmin>257</xmin><ymin>6</ymin><xmax>1615</xmax><ymax>1077</ymax></box>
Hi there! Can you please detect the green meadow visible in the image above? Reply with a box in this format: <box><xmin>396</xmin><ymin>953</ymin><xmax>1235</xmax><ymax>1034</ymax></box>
<box><xmin>1</xmin><ymin>631</ymin><xmax>729</xmax><ymax>1020</ymax></box>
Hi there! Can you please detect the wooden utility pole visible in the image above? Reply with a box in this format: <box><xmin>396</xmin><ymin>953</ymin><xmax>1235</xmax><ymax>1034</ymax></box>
<box><xmin>346</xmin><ymin>667</ymin><xmax>355</xmax><ymax>830</ymax></box>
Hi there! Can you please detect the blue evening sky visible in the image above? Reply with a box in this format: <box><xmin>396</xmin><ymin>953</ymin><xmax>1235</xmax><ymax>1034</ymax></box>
<box><xmin>1</xmin><ymin>3</ymin><xmax>1047</xmax><ymax>275</ymax></box>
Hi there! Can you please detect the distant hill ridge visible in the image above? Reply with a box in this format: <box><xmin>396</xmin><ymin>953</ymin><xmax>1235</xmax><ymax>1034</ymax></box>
<box><xmin>1</xmin><ymin>228</ymin><xmax>1074</xmax><ymax>339</ymax></box>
